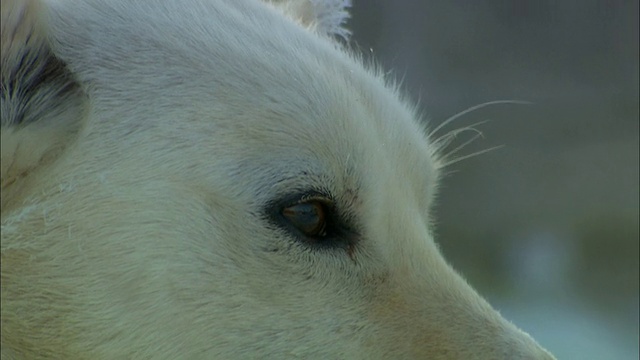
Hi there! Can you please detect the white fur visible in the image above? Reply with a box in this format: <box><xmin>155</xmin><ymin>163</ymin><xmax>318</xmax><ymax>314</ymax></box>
<box><xmin>0</xmin><ymin>0</ymin><xmax>555</xmax><ymax>358</ymax></box>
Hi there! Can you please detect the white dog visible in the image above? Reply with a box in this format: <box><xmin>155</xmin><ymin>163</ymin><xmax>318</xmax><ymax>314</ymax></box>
<box><xmin>1</xmin><ymin>0</ymin><xmax>555</xmax><ymax>358</ymax></box>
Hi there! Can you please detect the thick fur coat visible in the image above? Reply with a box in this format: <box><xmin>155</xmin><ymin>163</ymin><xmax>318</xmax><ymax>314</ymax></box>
<box><xmin>1</xmin><ymin>0</ymin><xmax>555</xmax><ymax>358</ymax></box>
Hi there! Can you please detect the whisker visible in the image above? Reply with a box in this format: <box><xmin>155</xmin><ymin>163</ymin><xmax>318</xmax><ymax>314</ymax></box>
<box><xmin>428</xmin><ymin>100</ymin><xmax>532</xmax><ymax>139</ymax></box>
<box><xmin>439</xmin><ymin>145</ymin><xmax>504</xmax><ymax>168</ymax></box>
<box><xmin>429</xmin><ymin>100</ymin><xmax>532</xmax><ymax>168</ymax></box>
<box><xmin>432</xmin><ymin>119</ymin><xmax>490</xmax><ymax>152</ymax></box>
<box><xmin>442</xmin><ymin>130</ymin><xmax>484</xmax><ymax>160</ymax></box>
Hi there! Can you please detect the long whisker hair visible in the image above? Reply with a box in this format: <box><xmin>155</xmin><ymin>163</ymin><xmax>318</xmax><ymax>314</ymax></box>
<box><xmin>429</xmin><ymin>100</ymin><xmax>531</xmax><ymax>169</ymax></box>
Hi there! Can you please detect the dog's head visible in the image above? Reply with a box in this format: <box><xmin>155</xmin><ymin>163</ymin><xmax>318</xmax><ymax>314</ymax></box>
<box><xmin>1</xmin><ymin>0</ymin><xmax>554</xmax><ymax>358</ymax></box>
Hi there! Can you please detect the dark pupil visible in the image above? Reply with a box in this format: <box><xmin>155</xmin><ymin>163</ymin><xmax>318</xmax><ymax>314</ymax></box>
<box><xmin>283</xmin><ymin>202</ymin><xmax>324</xmax><ymax>235</ymax></box>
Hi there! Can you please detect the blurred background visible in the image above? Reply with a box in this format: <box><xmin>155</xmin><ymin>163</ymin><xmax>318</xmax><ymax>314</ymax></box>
<box><xmin>349</xmin><ymin>1</ymin><xmax>638</xmax><ymax>358</ymax></box>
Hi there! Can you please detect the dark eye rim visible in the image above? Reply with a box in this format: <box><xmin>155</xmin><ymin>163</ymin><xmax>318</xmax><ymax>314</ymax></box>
<box><xmin>266</xmin><ymin>190</ymin><xmax>356</xmax><ymax>250</ymax></box>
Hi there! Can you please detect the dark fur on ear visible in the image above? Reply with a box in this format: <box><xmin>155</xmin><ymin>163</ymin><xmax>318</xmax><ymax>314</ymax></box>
<box><xmin>1</xmin><ymin>0</ymin><xmax>87</xmax><ymax>194</ymax></box>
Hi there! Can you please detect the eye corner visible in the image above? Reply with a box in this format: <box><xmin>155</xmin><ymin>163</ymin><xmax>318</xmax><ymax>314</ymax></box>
<box><xmin>266</xmin><ymin>191</ymin><xmax>355</xmax><ymax>250</ymax></box>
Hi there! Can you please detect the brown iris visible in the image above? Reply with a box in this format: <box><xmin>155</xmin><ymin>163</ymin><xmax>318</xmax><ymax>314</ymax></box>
<box><xmin>282</xmin><ymin>201</ymin><xmax>327</xmax><ymax>237</ymax></box>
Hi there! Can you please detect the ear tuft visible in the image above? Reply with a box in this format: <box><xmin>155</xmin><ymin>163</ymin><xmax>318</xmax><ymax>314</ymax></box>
<box><xmin>267</xmin><ymin>0</ymin><xmax>352</xmax><ymax>40</ymax></box>
<box><xmin>1</xmin><ymin>0</ymin><xmax>87</xmax><ymax>193</ymax></box>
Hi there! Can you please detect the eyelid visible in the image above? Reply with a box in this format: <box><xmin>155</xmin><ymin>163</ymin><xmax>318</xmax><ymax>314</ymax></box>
<box><xmin>265</xmin><ymin>189</ymin><xmax>359</xmax><ymax>251</ymax></box>
<box><xmin>278</xmin><ymin>190</ymin><xmax>333</xmax><ymax>209</ymax></box>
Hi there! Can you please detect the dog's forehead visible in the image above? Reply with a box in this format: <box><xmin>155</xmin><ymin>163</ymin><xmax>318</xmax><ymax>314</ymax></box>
<box><xmin>195</xmin><ymin>11</ymin><xmax>440</xmax><ymax>202</ymax></box>
<box><xmin>216</xmin><ymin>80</ymin><xmax>438</xmax><ymax>206</ymax></box>
<box><xmin>46</xmin><ymin>0</ymin><xmax>438</xmax><ymax>197</ymax></box>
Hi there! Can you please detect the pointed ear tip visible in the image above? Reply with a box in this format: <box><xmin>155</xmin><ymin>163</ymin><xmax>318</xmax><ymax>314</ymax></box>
<box><xmin>267</xmin><ymin>0</ymin><xmax>353</xmax><ymax>39</ymax></box>
<box><xmin>315</xmin><ymin>0</ymin><xmax>352</xmax><ymax>38</ymax></box>
<box><xmin>313</xmin><ymin>0</ymin><xmax>352</xmax><ymax>33</ymax></box>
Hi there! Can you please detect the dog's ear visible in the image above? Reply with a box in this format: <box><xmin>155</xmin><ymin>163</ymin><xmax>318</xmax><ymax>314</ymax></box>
<box><xmin>1</xmin><ymin>0</ymin><xmax>87</xmax><ymax>193</ymax></box>
<box><xmin>265</xmin><ymin>0</ymin><xmax>351</xmax><ymax>40</ymax></box>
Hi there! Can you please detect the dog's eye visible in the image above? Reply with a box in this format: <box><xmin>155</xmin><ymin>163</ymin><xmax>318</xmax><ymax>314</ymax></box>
<box><xmin>282</xmin><ymin>201</ymin><xmax>327</xmax><ymax>237</ymax></box>
<box><xmin>268</xmin><ymin>192</ymin><xmax>357</xmax><ymax>250</ymax></box>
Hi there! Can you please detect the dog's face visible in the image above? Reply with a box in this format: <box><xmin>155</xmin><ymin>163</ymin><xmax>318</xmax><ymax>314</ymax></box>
<box><xmin>1</xmin><ymin>0</ymin><xmax>555</xmax><ymax>358</ymax></box>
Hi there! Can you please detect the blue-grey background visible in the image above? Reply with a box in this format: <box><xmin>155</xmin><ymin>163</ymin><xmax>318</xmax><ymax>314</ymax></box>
<box><xmin>349</xmin><ymin>1</ymin><xmax>638</xmax><ymax>358</ymax></box>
